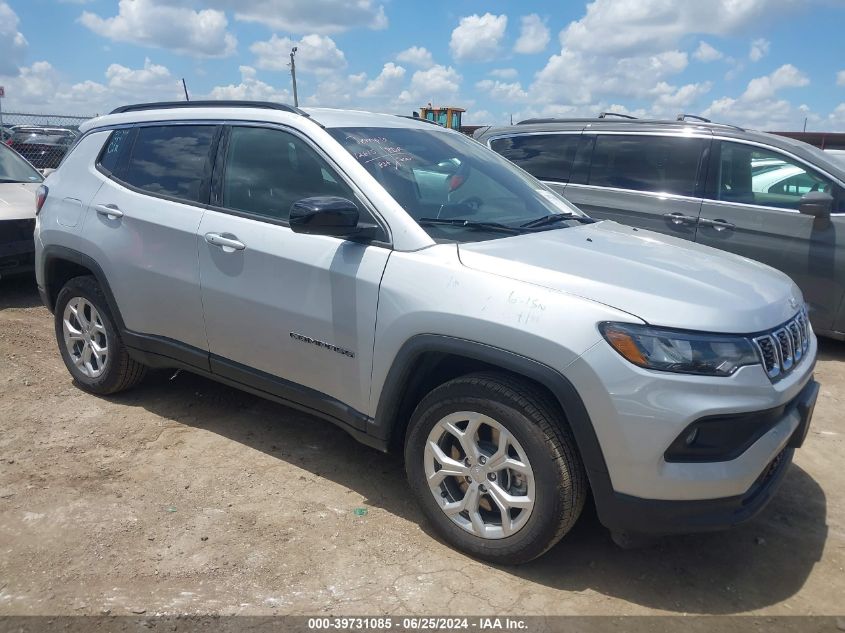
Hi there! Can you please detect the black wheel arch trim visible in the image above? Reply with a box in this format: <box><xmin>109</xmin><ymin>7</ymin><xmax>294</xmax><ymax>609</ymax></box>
<box><xmin>372</xmin><ymin>334</ymin><xmax>613</xmax><ymax>487</ymax></box>
<box><xmin>41</xmin><ymin>245</ymin><xmax>126</xmax><ymax>328</ymax></box>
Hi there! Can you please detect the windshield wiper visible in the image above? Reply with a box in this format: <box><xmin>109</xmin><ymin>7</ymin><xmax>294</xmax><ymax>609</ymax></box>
<box><xmin>418</xmin><ymin>217</ymin><xmax>527</xmax><ymax>234</ymax></box>
<box><xmin>0</xmin><ymin>178</ymin><xmax>31</xmax><ymax>184</ymax></box>
<box><xmin>520</xmin><ymin>213</ymin><xmax>597</xmax><ymax>229</ymax></box>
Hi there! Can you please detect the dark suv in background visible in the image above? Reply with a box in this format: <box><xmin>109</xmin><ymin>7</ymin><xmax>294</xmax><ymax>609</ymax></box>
<box><xmin>7</xmin><ymin>126</ymin><xmax>77</xmax><ymax>170</ymax></box>
<box><xmin>477</xmin><ymin>115</ymin><xmax>845</xmax><ymax>340</ymax></box>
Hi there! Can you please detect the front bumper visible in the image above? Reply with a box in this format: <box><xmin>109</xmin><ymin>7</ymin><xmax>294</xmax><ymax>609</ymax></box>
<box><xmin>593</xmin><ymin>379</ymin><xmax>818</xmax><ymax>535</ymax></box>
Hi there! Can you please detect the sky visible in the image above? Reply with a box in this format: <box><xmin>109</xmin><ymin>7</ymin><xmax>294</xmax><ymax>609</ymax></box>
<box><xmin>1</xmin><ymin>0</ymin><xmax>845</xmax><ymax>131</ymax></box>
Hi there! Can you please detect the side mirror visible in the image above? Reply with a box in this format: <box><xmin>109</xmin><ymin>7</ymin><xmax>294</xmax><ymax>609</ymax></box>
<box><xmin>798</xmin><ymin>191</ymin><xmax>833</xmax><ymax>217</ymax></box>
<box><xmin>289</xmin><ymin>196</ymin><xmax>378</xmax><ymax>240</ymax></box>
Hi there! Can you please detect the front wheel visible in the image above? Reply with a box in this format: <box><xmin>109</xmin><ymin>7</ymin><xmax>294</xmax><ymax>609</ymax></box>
<box><xmin>405</xmin><ymin>373</ymin><xmax>586</xmax><ymax>564</ymax></box>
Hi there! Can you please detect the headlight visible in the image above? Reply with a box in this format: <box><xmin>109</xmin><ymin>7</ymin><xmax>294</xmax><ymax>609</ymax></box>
<box><xmin>599</xmin><ymin>322</ymin><xmax>760</xmax><ymax>377</ymax></box>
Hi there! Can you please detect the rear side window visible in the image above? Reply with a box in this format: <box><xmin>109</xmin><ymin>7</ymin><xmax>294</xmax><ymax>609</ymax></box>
<box><xmin>124</xmin><ymin>125</ymin><xmax>216</xmax><ymax>203</ymax></box>
<box><xmin>489</xmin><ymin>134</ymin><xmax>580</xmax><ymax>183</ymax></box>
<box><xmin>587</xmin><ymin>135</ymin><xmax>706</xmax><ymax>197</ymax></box>
<box><xmin>97</xmin><ymin>128</ymin><xmax>132</xmax><ymax>175</ymax></box>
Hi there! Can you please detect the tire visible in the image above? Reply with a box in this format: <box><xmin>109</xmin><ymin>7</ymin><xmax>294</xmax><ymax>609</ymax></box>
<box><xmin>54</xmin><ymin>275</ymin><xmax>146</xmax><ymax>395</ymax></box>
<box><xmin>405</xmin><ymin>372</ymin><xmax>586</xmax><ymax>564</ymax></box>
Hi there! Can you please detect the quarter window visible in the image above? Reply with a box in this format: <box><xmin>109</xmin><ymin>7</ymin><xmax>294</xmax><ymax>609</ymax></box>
<box><xmin>490</xmin><ymin>134</ymin><xmax>580</xmax><ymax>183</ymax></box>
<box><xmin>124</xmin><ymin>125</ymin><xmax>216</xmax><ymax>203</ymax></box>
<box><xmin>221</xmin><ymin>126</ymin><xmax>355</xmax><ymax>222</ymax></box>
<box><xmin>587</xmin><ymin>135</ymin><xmax>706</xmax><ymax>197</ymax></box>
<box><xmin>716</xmin><ymin>142</ymin><xmax>843</xmax><ymax>211</ymax></box>
<box><xmin>97</xmin><ymin>128</ymin><xmax>132</xmax><ymax>175</ymax></box>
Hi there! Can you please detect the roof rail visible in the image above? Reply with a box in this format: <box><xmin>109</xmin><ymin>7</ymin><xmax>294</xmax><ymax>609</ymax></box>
<box><xmin>598</xmin><ymin>111</ymin><xmax>637</xmax><ymax>120</ymax></box>
<box><xmin>396</xmin><ymin>115</ymin><xmax>442</xmax><ymax>126</ymax></box>
<box><xmin>109</xmin><ymin>100</ymin><xmax>309</xmax><ymax>117</ymax></box>
<box><xmin>676</xmin><ymin>113</ymin><xmax>711</xmax><ymax>123</ymax></box>
<box><xmin>516</xmin><ymin>117</ymin><xmax>599</xmax><ymax>125</ymax></box>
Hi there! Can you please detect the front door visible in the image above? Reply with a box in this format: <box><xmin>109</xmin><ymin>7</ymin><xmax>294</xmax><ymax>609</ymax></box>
<box><xmin>197</xmin><ymin>124</ymin><xmax>391</xmax><ymax>418</ymax></box>
<box><xmin>696</xmin><ymin>140</ymin><xmax>845</xmax><ymax>332</ymax></box>
<box><xmin>563</xmin><ymin>133</ymin><xmax>710</xmax><ymax>240</ymax></box>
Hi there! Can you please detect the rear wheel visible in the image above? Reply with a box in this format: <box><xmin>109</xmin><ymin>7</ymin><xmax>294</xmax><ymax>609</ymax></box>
<box><xmin>405</xmin><ymin>373</ymin><xmax>586</xmax><ymax>564</ymax></box>
<box><xmin>54</xmin><ymin>276</ymin><xmax>146</xmax><ymax>395</ymax></box>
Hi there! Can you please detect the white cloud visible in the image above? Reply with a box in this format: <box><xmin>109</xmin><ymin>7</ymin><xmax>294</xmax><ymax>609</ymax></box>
<box><xmin>489</xmin><ymin>68</ymin><xmax>518</xmax><ymax>80</ymax></box>
<box><xmin>251</xmin><ymin>34</ymin><xmax>346</xmax><ymax>75</ymax></box>
<box><xmin>397</xmin><ymin>65</ymin><xmax>462</xmax><ymax>105</ymax></box>
<box><xmin>693</xmin><ymin>41</ymin><xmax>723</xmax><ymax>63</ymax></box>
<box><xmin>0</xmin><ymin>58</ymin><xmax>182</xmax><ymax>115</ymax></box>
<box><xmin>702</xmin><ymin>65</ymin><xmax>811</xmax><ymax>129</ymax></box>
<box><xmin>476</xmin><ymin>79</ymin><xmax>528</xmax><ymax>103</ymax></box>
<box><xmin>561</xmin><ymin>0</ymin><xmax>804</xmax><ymax>56</ymax></box>
<box><xmin>749</xmin><ymin>38</ymin><xmax>770</xmax><ymax>62</ymax></box>
<box><xmin>210</xmin><ymin>0</ymin><xmax>387</xmax><ymax>34</ymax></box>
<box><xmin>0</xmin><ymin>1</ymin><xmax>27</xmax><ymax>75</ymax></box>
<box><xmin>836</xmin><ymin>70</ymin><xmax>845</xmax><ymax>87</ymax></box>
<box><xmin>206</xmin><ymin>65</ymin><xmax>291</xmax><ymax>102</ymax></box>
<box><xmin>532</xmin><ymin>49</ymin><xmax>689</xmax><ymax>105</ymax></box>
<box><xmin>514</xmin><ymin>14</ymin><xmax>550</xmax><ymax>55</ymax></box>
<box><xmin>361</xmin><ymin>62</ymin><xmax>405</xmax><ymax>98</ymax></box>
<box><xmin>742</xmin><ymin>64</ymin><xmax>809</xmax><ymax>102</ymax></box>
<box><xmin>449</xmin><ymin>13</ymin><xmax>507</xmax><ymax>62</ymax></box>
<box><xmin>79</xmin><ymin>0</ymin><xmax>236</xmax><ymax>58</ymax></box>
<box><xmin>395</xmin><ymin>46</ymin><xmax>434</xmax><ymax>69</ymax></box>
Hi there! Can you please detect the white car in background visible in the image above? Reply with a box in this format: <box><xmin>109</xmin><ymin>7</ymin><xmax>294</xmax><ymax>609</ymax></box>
<box><xmin>0</xmin><ymin>142</ymin><xmax>43</xmax><ymax>278</ymax></box>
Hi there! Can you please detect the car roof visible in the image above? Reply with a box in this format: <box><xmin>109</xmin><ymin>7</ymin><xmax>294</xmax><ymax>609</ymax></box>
<box><xmin>81</xmin><ymin>101</ymin><xmax>448</xmax><ymax>134</ymax></box>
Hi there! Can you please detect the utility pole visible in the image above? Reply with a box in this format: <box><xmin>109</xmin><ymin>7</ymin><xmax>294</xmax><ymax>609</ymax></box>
<box><xmin>290</xmin><ymin>47</ymin><xmax>299</xmax><ymax>107</ymax></box>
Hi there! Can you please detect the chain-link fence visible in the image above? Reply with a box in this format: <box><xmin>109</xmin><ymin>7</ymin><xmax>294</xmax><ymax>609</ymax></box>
<box><xmin>1</xmin><ymin>112</ymin><xmax>93</xmax><ymax>171</ymax></box>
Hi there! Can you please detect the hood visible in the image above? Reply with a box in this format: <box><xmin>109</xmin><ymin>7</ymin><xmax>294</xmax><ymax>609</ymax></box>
<box><xmin>0</xmin><ymin>182</ymin><xmax>38</xmax><ymax>221</ymax></box>
<box><xmin>458</xmin><ymin>221</ymin><xmax>801</xmax><ymax>334</ymax></box>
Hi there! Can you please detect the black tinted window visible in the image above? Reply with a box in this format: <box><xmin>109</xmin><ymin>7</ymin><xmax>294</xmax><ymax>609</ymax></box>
<box><xmin>716</xmin><ymin>141</ymin><xmax>844</xmax><ymax>211</ymax></box>
<box><xmin>588</xmin><ymin>135</ymin><xmax>705</xmax><ymax>197</ymax></box>
<box><xmin>489</xmin><ymin>134</ymin><xmax>580</xmax><ymax>183</ymax></box>
<box><xmin>124</xmin><ymin>125</ymin><xmax>216</xmax><ymax>202</ymax></box>
<box><xmin>222</xmin><ymin>126</ymin><xmax>355</xmax><ymax>221</ymax></box>
<box><xmin>97</xmin><ymin>128</ymin><xmax>132</xmax><ymax>175</ymax></box>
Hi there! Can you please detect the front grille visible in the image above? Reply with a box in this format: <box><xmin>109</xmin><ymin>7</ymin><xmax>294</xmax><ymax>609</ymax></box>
<box><xmin>752</xmin><ymin>309</ymin><xmax>811</xmax><ymax>381</ymax></box>
<box><xmin>0</xmin><ymin>219</ymin><xmax>35</xmax><ymax>245</ymax></box>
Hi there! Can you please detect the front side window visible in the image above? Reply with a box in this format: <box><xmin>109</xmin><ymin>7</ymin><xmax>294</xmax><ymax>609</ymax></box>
<box><xmin>221</xmin><ymin>126</ymin><xmax>356</xmax><ymax>222</ymax></box>
<box><xmin>716</xmin><ymin>142</ymin><xmax>843</xmax><ymax>211</ymax></box>
<box><xmin>0</xmin><ymin>143</ymin><xmax>43</xmax><ymax>183</ymax></box>
<box><xmin>587</xmin><ymin>135</ymin><xmax>706</xmax><ymax>197</ymax></box>
<box><xmin>490</xmin><ymin>134</ymin><xmax>580</xmax><ymax>183</ymax></box>
<box><xmin>124</xmin><ymin>125</ymin><xmax>217</xmax><ymax>203</ymax></box>
<box><xmin>329</xmin><ymin>126</ymin><xmax>588</xmax><ymax>242</ymax></box>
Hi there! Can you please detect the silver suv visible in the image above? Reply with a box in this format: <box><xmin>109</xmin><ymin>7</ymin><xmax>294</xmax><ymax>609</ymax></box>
<box><xmin>35</xmin><ymin>102</ymin><xmax>819</xmax><ymax>563</ymax></box>
<box><xmin>476</xmin><ymin>114</ymin><xmax>845</xmax><ymax>340</ymax></box>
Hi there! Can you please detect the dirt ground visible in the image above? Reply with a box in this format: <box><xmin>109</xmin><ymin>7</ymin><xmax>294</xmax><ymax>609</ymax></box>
<box><xmin>0</xmin><ymin>275</ymin><xmax>843</xmax><ymax>617</ymax></box>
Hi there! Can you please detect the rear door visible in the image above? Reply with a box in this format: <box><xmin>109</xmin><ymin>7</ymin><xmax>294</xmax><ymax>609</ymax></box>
<box><xmin>85</xmin><ymin>123</ymin><xmax>218</xmax><ymax>354</ymax></box>
<box><xmin>697</xmin><ymin>139</ymin><xmax>845</xmax><ymax>333</ymax></box>
<box><xmin>563</xmin><ymin>133</ymin><xmax>710</xmax><ymax>239</ymax></box>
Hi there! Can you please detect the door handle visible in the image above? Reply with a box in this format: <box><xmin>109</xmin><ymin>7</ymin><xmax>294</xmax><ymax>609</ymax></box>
<box><xmin>95</xmin><ymin>203</ymin><xmax>124</xmax><ymax>219</ymax></box>
<box><xmin>205</xmin><ymin>232</ymin><xmax>246</xmax><ymax>251</ymax></box>
<box><xmin>698</xmin><ymin>218</ymin><xmax>735</xmax><ymax>232</ymax></box>
<box><xmin>663</xmin><ymin>212</ymin><xmax>698</xmax><ymax>226</ymax></box>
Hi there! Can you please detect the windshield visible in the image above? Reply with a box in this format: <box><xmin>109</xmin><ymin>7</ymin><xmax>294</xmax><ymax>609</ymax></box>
<box><xmin>11</xmin><ymin>129</ymin><xmax>75</xmax><ymax>146</ymax></box>
<box><xmin>0</xmin><ymin>143</ymin><xmax>43</xmax><ymax>183</ymax></box>
<box><xmin>329</xmin><ymin>126</ymin><xmax>587</xmax><ymax>241</ymax></box>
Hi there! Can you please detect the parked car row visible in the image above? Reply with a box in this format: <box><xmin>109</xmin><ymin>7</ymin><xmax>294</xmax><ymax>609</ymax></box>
<box><xmin>476</xmin><ymin>117</ymin><xmax>845</xmax><ymax>340</ymax></box>
<box><xmin>31</xmin><ymin>101</ymin><xmax>818</xmax><ymax>563</ymax></box>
